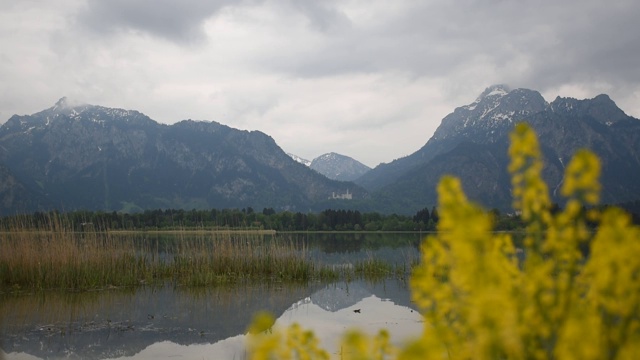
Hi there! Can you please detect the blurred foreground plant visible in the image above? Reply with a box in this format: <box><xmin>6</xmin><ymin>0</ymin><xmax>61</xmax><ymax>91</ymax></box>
<box><xmin>247</xmin><ymin>123</ymin><xmax>640</xmax><ymax>359</ymax></box>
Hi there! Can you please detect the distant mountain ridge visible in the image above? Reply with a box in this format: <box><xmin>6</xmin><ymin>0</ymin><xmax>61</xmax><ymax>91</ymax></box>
<box><xmin>0</xmin><ymin>98</ymin><xmax>366</xmax><ymax>215</ymax></box>
<box><xmin>358</xmin><ymin>85</ymin><xmax>640</xmax><ymax>212</ymax></box>
<box><xmin>309</xmin><ymin>152</ymin><xmax>371</xmax><ymax>181</ymax></box>
<box><xmin>287</xmin><ymin>152</ymin><xmax>371</xmax><ymax>181</ymax></box>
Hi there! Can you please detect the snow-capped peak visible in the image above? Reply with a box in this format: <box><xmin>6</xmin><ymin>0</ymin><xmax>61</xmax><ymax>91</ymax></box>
<box><xmin>310</xmin><ymin>152</ymin><xmax>371</xmax><ymax>181</ymax></box>
<box><xmin>464</xmin><ymin>85</ymin><xmax>510</xmax><ymax>111</ymax></box>
<box><xmin>52</xmin><ymin>96</ymin><xmax>86</xmax><ymax>111</ymax></box>
<box><xmin>434</xmin><ymin>85</ymin><xmax>549</xmax><ymax>142</ymax></box>
<box><xmin>475</xmin><ymin>84</ymin><xmax>510</xmax><ymax>103</ymax></box>
<box><xmin>318</xmin><ymin>152</ymin><xmax>340</xmax><ymax>161</ymax></box>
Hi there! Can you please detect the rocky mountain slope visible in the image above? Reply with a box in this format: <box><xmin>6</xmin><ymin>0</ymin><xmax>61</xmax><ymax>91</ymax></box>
<box><xmin>0</xmin><ymin>98</ymin><xmax>366</xmax><ymax>215</ymax></box>
<box><xmin>362</xmin><ymin>85</ymin><xmax>640</xmax><ymax>212</ymax></box>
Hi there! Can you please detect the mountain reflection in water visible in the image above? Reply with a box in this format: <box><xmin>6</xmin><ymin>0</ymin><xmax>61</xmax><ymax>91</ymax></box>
<box><xmin>1</xmin><ymin>280</ymin><xmax>422</xmax><ymax>359</ymax></box>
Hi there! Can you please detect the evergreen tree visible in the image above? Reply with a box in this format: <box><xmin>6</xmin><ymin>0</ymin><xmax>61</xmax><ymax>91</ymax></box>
<box><xmin>430</xmin><ymin>206</ymin><xmax>439</xmax><ymax>223</ymax></box>
<box><xmin>413</xmin><ymin>207</ymin><xmax>430</xmax><ymax>223</ymax></box>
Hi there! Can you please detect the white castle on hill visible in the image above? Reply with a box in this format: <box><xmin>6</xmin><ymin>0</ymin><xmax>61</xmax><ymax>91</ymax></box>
<box><xmin>330</xmin><ymin>189</ymin><xmax>352</xmax><ymax>200</ymax></box>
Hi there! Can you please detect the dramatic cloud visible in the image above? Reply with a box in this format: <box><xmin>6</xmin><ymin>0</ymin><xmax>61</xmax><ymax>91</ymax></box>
<box><xmin>78</xmin><ymin>0</ymin><xmax>236</xmax><ymax>43</ymax></box>
<box><xmin>1</xmin><ymin>0</ymin><xmax>639</xmax><ymax>167</ymax></box>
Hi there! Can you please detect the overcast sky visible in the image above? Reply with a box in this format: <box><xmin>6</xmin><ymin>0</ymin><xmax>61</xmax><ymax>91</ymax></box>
<box><xmin>1</xmin><ymin>0</ymin><xmax>639</xmax><ymax>167</ymax></box>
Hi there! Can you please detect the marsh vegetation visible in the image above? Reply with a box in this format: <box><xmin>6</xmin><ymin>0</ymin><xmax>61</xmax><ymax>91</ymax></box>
<box><xmin>0</xmin><ymin>215</ymin><xmax>418</xmax><ymax>293</ymax></box>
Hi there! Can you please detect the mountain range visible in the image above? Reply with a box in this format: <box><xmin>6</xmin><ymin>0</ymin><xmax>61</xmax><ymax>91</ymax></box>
<box><xmin>358</xmin><ymin>85</ymin><xmax>640</xmax><ymax>212</ymax></box>
<box><xmin>1</xmin><ymin>86</ymin><xmax>639</xmax><ymax>216</ymax></box>
<box><xmin>0</xmin><ymin>98</ymin><xmax>365</xmax><ymax>215</ymax></box>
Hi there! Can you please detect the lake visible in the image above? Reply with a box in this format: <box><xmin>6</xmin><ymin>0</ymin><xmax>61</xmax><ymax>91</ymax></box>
<box><xmin>0</xmin><ymin>232</ymin><xmax>425</xmax><ymax>359</ymax></box>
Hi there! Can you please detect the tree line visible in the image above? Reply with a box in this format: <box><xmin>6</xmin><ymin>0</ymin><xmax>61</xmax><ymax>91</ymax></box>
<box><xmin>13</xmin><ymin>204</ymin><xmax>632</xmax><ymax>233</ymax></box>
<box><xmin>0</xmin><ymin>207</ymin><xmax>452</xmax><ymax>232</ymax></box>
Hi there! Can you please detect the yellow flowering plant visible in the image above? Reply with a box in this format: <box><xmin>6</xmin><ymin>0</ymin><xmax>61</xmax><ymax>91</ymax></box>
<box><xmin>247</xmin><ymin>123</ymin><xmax>640</xmax><ymax>359</ymax></box>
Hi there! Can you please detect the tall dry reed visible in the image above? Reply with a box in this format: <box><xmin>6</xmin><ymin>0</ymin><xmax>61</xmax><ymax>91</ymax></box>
<box><xmin>0</xmin><ymin>217</ymin><xmax>151</xmax><ymax>291</ymax></box>
<box><xmin>170</xmin><ymin>234</ymin><xmax>314</xmax><ymax>286</ymax></box>
<box><xmin>0</xmin><ymin>214</ymin><xmax>320</xmax><ymax>292</ymax></box>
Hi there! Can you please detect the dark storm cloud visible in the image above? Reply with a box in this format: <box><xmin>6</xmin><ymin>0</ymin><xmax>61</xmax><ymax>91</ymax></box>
<box><xmin>79</xmin><ymin>0</ymin><xmax>350</xmax><ymax>44</ymax></box>
<box><xmin>256</xmin><ymin>1</ymin><xmax>536</xmax><ymax>77</ymax></box>
<box><xmin>528</xmin><ymin>3</ymin><xmax>640</xmax><ymax>90</ymax></box>
<box><xmin>258</xmin><ymin>0</ymin><xmax>640</xmax><ymax>94</ymax></box>
<box><xmin>79</xmin><ymin>0</ymin><xmax>237</xmax><ymax>43</ymax></box>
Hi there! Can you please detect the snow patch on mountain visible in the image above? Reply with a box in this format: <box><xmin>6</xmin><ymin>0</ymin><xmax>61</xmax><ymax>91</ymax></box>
<box><xmin>485</xmin><ymin>87</ymin><xmax>509</xmax><ymax>98</ymax></box>
<box><xmin>287</xmin><ymin>153</ymin><xmax>311</xmax><ymax>166</ymax></box>
<box><xmin>433</xmin><ymin>85</ymin><xmax>549</xmax><ymax>142</ymax></box>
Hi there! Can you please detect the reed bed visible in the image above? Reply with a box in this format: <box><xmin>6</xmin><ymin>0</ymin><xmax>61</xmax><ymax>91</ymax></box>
<box><xmin>169</xmin><ymin>234</ymin><xmax>315</xmax><ymax>286</ymax></box>
<box><xmin>0</xmin><ymin>215</ymin><xmax>333</xmax><ymax>292</ymax></box>
<box><xmin>0</xmin><ymin>214</ymin><xmax>411</xmax><ymax>293</ymax></box>
<box><xmin>0</xmin><ymin>229</ymin><xmax>153</xmax><ymax>292</ymax></box>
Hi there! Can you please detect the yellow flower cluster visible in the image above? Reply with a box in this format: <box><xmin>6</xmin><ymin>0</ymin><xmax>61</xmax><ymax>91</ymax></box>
<box><xmin>248</xmin><ymin>311</ymin><xmax>330</xmax><ymax>360</ymax></box>
<box><xmin>247</xmin><ymin>123</ymin><xmax>640</xmax><ymax>359</ymax></box>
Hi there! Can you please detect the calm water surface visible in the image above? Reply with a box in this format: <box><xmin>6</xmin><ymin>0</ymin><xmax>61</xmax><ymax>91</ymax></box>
<box><xmin>0</xmin><ymin>233</ymin><xmax>424</xmax><ymax>359</ymax></box>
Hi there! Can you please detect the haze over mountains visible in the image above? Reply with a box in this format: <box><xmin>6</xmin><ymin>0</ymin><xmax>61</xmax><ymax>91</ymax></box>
<box><xmin>1</xmin><ymin>85</ymin><xmax>639</xmax><ymax>216</ymax></box>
